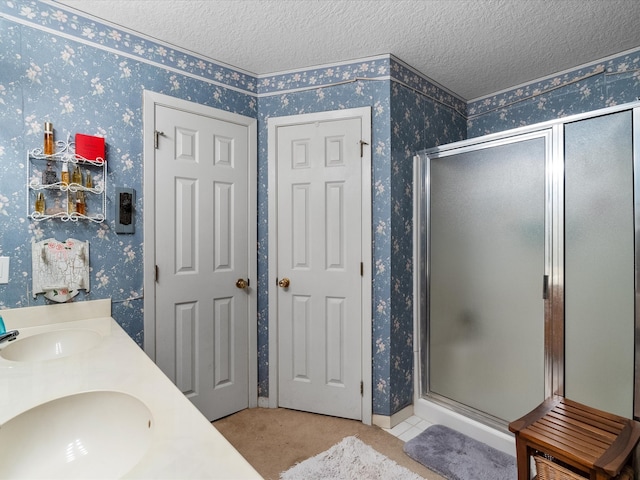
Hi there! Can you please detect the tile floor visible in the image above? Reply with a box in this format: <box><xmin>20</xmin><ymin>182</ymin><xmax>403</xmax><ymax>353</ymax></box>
<box><xmin>383</xmin><ymin>415</ymin><xmax>434</xmax><ymax>442</ymax></box>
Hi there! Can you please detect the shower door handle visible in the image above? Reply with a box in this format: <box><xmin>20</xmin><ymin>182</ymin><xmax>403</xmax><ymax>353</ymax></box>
<box><xmin>543</xmin><ymin>275</ymin><xmax>549</xmax><ymax>300</ymax></box>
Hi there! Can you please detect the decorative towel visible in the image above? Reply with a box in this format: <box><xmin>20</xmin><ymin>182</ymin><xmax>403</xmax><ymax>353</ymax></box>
<box><xmin>32</xmin><ymin>238</ymin><xmax>90</xmax><ymax>302</ymax></box>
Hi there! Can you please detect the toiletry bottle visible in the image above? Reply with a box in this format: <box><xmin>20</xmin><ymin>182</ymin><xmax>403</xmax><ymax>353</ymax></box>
<box><xmin>76</xmin><ymin>191</ymin><xmax>86</xmax><ymax>216</ymax></box>
<box><xmin>35</xmin><ymin>192</ymin><xmax>45</xmax><ymax>214</ymax></box>
<box><xmin>68</xmin><ymin>192</ymin><xmax>76</xmax><ymax>214</ymax></box>
<box><xmin>44</xmin><ymin>122</ymin><xmax>54</xmax><ymax>156</ymax></box>
<box><xmin>60</xmin><ymin>162</ymin><xmax>69</xmax><ymax>186</ymax></box>
<box><xmin>72</xmin><ymin>164</ymin><xmax>82</xmax><ymax>185</ymax></box>
<box><xmin>0</xmin><ymin>316</ymin><xmax>5</xmax><ymax>335</ymax></box>
<box><xmin>85</xmin><ymin>170</ymin><xmax>93</xmax><ymax>189</ymax></box>
<box><xmin>42</xmin><ymin>160</ymin><xmax>58</xmax><ymax>185</ymax></box>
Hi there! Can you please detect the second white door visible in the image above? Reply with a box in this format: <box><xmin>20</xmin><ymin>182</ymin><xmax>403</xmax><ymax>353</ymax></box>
<box><xmin>274</xmin><ymin>114</ymin><xmax>365</xmax><ymax>420</ymax></box>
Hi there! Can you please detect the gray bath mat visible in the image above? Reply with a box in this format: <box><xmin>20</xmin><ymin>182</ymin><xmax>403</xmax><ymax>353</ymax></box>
<box><xmin>403</xmin><ymin>425</ymin><xmax>517</xmax><ymax>480</ymax></box>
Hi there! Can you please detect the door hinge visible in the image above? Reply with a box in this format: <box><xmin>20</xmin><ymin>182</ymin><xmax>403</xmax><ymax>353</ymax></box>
<box><xmin>360</xmin><ymin>262</ymin><xmax>364</xmax><ymax>276</ymax></box>
<box><xmin>154</xmin><ymin>130</ymin><xmax>164</xmax><ymax>149</ymax></box>
<box><xmin>155</xmin><ymin>265</ymin><xmax>159</xmax><ymax>282</ymax></box>
<box><xmin>359</xmin><ymin>140</ymin><xmax>369</xmax><ymax>158</ymax></box>
<box><xmin>360</xmin><ymin>381</ymin><xmax>364</xmax><ymax>396</ymax></box>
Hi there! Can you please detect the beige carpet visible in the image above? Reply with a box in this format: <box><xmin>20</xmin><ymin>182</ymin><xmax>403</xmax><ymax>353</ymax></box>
<box><xmin>213</xmin><ymin>407</ymin><xmax>446</xmax><ymax>480</ymax></box>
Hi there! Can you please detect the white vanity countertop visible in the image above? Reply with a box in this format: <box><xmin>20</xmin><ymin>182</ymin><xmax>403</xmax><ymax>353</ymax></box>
<box><xmin>0</xmin><ymin>299</ymin><xmax>262</xmax><ymax>479</ymax></box>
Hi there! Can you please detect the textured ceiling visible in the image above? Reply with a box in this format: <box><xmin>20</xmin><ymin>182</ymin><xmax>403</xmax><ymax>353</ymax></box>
<box><xmin>55</xmin><ymin>0</ymin><xmax>640</xmax><ymax>100</ymax></box>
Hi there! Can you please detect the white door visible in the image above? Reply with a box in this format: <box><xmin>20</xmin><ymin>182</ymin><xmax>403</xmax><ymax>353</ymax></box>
<box><xmin>153</xmin><ymin>103</ymin><xmax>252</xmax><ymax>421</ymax></box>
<box><xmin>274</xmin><ymin>115</ymin><xmax>365</xmax><ymax>420</ymax></box>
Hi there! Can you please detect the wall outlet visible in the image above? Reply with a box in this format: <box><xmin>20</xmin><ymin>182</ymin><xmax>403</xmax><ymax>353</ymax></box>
<box><xmin>0</xmin><ymin>257</ymin><xmax>9</xmax><ymax>284</ymax></box>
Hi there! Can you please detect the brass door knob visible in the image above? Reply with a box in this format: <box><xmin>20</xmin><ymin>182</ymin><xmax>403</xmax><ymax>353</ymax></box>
<box><xmin>235</xmin><ymin>278</ymin><xmax>248</xmax><ymax>289</ymax></box>
<box><xmin>278</xmin><ymin>277</ymin><xmax>290</xmax><ymax>288</ymax></box>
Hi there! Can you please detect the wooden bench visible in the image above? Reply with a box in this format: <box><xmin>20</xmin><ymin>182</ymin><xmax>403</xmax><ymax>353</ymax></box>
<box><xmin>508</xmin><ymin>395</ymin><xmax>640</xmax><ymax>480</ymax></box>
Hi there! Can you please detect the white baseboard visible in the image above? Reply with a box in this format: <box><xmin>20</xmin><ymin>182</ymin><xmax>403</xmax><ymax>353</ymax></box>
<box><xmin>372</xmin><ymin>404</ymin><xmax>414</xmax><ymax>429</ymax></box>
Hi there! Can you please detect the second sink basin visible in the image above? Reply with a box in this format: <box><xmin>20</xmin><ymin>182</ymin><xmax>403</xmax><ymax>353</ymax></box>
<box><xmin>0</xmin><ymin>328</ymin><xmax>103</xmax><ymax>361</ymax></box>
<box><xmin>0</xmin><ymin>391</ymin><xmax>154</xmax><ymax>479</ymax></box>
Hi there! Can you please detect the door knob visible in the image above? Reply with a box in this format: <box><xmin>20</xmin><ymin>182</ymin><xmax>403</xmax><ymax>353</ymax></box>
<box><xmin>235</xmin><ymin>278</ymin><xmax>248</xmax><ymax>289</ymax></box>
<box><xmin>278</xmin><ymin>277</ymin><xmax>290</xmax><ymax>288</ymax></box>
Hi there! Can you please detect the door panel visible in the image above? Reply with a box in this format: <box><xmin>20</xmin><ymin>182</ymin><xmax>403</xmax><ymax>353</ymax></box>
<box><xmin>428</xmin><ymin>134</ymin><xmax>548</xmax><ymax>423</ymax></box>
<box><xmin>175</xmin><ymin>178</ymin><xmax>196</xmax><ymax>272</ymax></box>
<box><xmin>175</xmin><ymin>302</ymin><xmax>196</xmax><ymax>394</ymax></box>
<box><xmin>214</xmin><ymin>182</ymin><xmax>232</xmax><ymax>269</ymax></box>
<box><xmin>564</xmin><ymin>111</ymin><xmax>634</xmax><ymax>417</ymax></box>
<box><xmin>155</xmin><ymin>105</ymin><xmax>249</xmax><ymax>421</ymax></box>
<box><xmin>276</xmin><ymin>117</ymin><xmax>363</xmax><ymax>420</ymax></box>
<box><xmin>214</xmin><ymin>297</ymin><xmax>233</xmax><ymax>386</ymax></box>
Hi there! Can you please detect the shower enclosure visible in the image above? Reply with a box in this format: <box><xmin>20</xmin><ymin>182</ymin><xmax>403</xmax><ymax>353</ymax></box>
<box><xmin>415</xmin><ymin>102</ymin><xmax>640</xmax><ymax>431</ymax></box>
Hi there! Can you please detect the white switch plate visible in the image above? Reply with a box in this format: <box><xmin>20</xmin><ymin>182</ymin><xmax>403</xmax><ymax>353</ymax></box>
<box><xmin>0</xmin><ymin>257</ymin><xmax>9</xmax><ymax>284</ymax></box>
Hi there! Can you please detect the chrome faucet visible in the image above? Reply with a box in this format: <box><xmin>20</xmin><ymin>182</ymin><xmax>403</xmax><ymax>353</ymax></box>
<box><xmin>0</xmin><ymin>330</ymin><xmax>19</xmax><ymax>344</ymax></box>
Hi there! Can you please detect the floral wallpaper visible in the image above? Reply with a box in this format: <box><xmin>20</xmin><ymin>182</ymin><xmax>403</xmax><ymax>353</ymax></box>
<box><xmin>468</xmin><ymin>50</ymin><xmax>640</xmax><ymax>137</ymax></box>
<box><xmin>388</xmin><ymin>71</ymin><xmax>466</xmax><ymax>413</ymax></box>
<box><xmin>2</xmin><ymin>0</ymin><xmax>639</xmax><ymax>419</ymax></box>
<box><xmin>0</xmin><ymin>2</ymin><xmax>256</xmax><ymax>347</ymax></box>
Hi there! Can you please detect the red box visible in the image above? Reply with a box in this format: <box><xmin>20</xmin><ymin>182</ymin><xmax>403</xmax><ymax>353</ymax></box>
<box><xmin>75</xmin><ymin>133</ymin><xmax>105</xmax><ymax>161</ymax></box>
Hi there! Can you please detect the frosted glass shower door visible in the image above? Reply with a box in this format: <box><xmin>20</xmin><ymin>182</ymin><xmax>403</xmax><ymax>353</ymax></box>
<box><xmin>564</xmin><ymin>111</ymin><xmax>634</xmax><ymax>418</ymax></box>
<box><xmin>428</xmin><ymin>135</ymin><xmax>547</xmax><ymax>423</ymax></box>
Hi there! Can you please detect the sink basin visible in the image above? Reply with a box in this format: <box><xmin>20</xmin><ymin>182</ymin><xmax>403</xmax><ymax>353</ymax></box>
<box><xmin>0</xmin><ymin>391</ymin><xmax>154</xmax><ymax>479</ymax></box>
<box><xmin>0</xmin><ymin>328</ymin><xmax>102</xmax><ymax>361</ymax></box>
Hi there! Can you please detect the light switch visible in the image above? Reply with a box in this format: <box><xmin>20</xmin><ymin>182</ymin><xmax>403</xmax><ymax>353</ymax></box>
<box><xmin>0</xmin><ymin>257</ymin><xmax>9</xmax><ymax>284</ymax></box>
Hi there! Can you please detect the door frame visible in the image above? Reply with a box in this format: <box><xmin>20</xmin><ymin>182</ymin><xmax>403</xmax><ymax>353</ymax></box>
<box><xmin>142</xmin><ymin>90</ymin><xmax>258</xmax><ymax>409</ymax></box>
<box><xmin>267</xmin><ymin>107</ymin><xmax>373</xmax><ymax>424</ymax></box>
